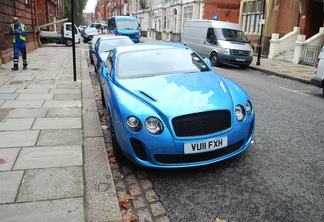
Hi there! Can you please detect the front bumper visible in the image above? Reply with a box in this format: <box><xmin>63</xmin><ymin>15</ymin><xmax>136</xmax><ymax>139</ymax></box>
<box><xmin>310</xmin><ymin>77</ymin><xmax>323</xmax><ymax>88</ymax></box>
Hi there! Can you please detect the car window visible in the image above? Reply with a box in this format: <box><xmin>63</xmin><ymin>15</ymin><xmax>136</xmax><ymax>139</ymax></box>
<box><xmin>106</xmin><ymin>51</ymin><xmax>114</xmax><ymax>78</ymax></box>
<box><xmin>117</xmin><ymin>48</ymin><xmax>210</xmax><ymax>79</ymax></box>
<box><xmin>98</xmin><ymin>38</ymin><xmax>133</xmax><ymax>53</ymax></box>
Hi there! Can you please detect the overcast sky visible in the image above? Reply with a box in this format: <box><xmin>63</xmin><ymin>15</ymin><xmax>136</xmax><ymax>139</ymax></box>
<box><xmin>83</xmin><ymin>0</ymin><xmax>97</xmax><ymax>13</ymax></box>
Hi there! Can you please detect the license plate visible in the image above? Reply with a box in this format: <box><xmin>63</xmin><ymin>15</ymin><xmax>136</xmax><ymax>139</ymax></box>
<box><xmin>184</xmin><ymin>137</ymin><xmax>228</xmax><ymax>154</ymax></box>
<box><xmin>236</xmin><ymin>58</ymin><xmax>246</xmax><ymax>62</ymax></box>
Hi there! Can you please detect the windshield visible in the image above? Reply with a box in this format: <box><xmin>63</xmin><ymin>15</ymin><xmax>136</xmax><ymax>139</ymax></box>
<box><xmin>116</xmin><ymin>20</ymin><xmax>139</xmax><ymax>30</ymax></box>
<box><xmin>117</xmin><ymin>48</ymin><xmax>210</xmax><ymax>79</ymax></box>
<box><xmin>85</xmin><ymin>27</ymin><xmax>98</xmax><ymax>34</ymax></box>
<box><xmin>215</xmin><ymin>28</ymin><xmax>248</xmax><ymax>43</ymax></box>
<box><xmin>98</xmin><ymin>38</ymin><xmax>133</xmax><ymax>53</ymax></box>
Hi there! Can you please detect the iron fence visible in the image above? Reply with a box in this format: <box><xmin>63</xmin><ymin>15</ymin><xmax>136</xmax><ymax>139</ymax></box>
<box><xmin>299</xmin><ymin>44</ymin><xmax>322</xmax><ymax>66</ymax></box>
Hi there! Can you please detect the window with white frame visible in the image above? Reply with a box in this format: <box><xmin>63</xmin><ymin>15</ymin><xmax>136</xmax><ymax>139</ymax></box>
<box><xmin>183</xmin><ymin>5</ymin><xmax>193</xmax><ymax>21</ymax></box>
<box><xmin>242</xmin><ymin>0</ymin><xmax>263</xmax><ymax>33</ymax></box>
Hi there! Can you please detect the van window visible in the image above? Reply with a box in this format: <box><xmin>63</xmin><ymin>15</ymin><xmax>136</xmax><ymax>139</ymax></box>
<box><xmin>206</xmin><ymin>28</ymin><xmax>217</xmax><ymax>45</ymax></box>
<box><xmin>214</xmin><ymin>28</ymin><xmax>249</xmax><ymax>43</ymax></box>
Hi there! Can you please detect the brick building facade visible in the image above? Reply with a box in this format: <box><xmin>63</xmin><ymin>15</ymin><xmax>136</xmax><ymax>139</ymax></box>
<box><xmin>0</xmin><ymin>0</ymin><xmax>65</xmax><ymax>64</ymax></box>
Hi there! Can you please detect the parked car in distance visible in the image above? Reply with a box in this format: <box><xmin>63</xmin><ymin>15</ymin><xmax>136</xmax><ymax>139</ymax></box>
<box><xmin>310</xmin><ymin>45</ymin><xmax>324</xmax><ymax>96</ymax></box>
<box><xmin>83</xmin><ymin>27</ymin><xmax>99</xmax><ymax>43</ymax></box>
<box><xmin>89</xmin><ymin>34</ymin><xmax>114</xmax><ymax>64</ymax></box>
<box><xmin>91</xmin><ymin>36</ymin><xmax>134</xmax><ymax>72</ymax></box>
<box><xmin>98</xmin><ymin>42</ymin><xmax>255</xmax><ymax>168</ymax></box>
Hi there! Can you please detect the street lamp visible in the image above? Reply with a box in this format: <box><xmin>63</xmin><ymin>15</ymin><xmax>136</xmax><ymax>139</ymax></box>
<box><xmin>256</xmin><ymin>0</ymin><xmax>266</xmax><ymax>66</ymax></box>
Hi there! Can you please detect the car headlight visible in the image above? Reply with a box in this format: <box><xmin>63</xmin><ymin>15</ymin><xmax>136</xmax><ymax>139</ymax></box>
<box><xmin>145</xmin><ymin>117</ymin><xmax>163</xmax><ymax>135</ymax></box>
<box><xmin>235</xmin><ymin>105</ymin><xmax>245</xmax><ymax>122</ymax></box>
<box><xmin>126</xmin><ymin>116</ymin><xmax>142</xmax><ymax>132</ymax></box>
<box><xmin>246</xmin><ymin>100</ymin><xmax>252</xmax><ymax>115</ymax></box>
<box><xmin>224</xmin><ymin>48</ymin><xmax>230</xmax><ymax>55</ymax></box>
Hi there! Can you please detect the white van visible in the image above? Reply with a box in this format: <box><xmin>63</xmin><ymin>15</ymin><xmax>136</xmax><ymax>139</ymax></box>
<box><xmin>181</xmin><ymin>20</ymin><xmax>253</xmax><ymax>68</ymax></box>
<box><xmin>310</xmin><ymin>45</ymin><xmax>324</xmax><ymax>96</ymax></box>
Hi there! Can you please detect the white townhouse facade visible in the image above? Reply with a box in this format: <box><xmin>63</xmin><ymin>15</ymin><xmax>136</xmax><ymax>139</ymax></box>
<box><xmin>129</xmin><ymin>0</ymin><xmax>204</xmax><ymax>42</ymax></box>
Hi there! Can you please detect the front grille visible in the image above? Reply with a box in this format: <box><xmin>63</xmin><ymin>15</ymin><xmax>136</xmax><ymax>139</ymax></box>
<box><xmin>172</xmin><ymin>110</ymin><xmax>231</xmax><ymax>137</ymax></box>
<box><xmin>154</xmin><ymin>139</ymin><xmax>245</xmax><ymax>164</ymax></box>
<box><xmin>232</xmin><ymin>50</ymin><xmax>249</xmax><ymax>57</ymax></box>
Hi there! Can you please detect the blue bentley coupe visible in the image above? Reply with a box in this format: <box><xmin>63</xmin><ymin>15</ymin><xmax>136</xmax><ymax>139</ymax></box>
<box><xmin>98</xmin><ymin>42</ymin><xmax>255</xmax><ymax>168</ymax></box>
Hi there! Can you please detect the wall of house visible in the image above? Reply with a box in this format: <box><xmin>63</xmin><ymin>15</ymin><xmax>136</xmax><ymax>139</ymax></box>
<box><xmin>0</xmin><ymin>0</ymin><xmax>38</xmax><ymax>64</ymax></box>
<box><xmin>203</xmin><ymin>0</ymin><xmax>240</xmax><ymax>23</ymax></box>
<box><xmin>276</xmin><ymin>0</ymin><xmax>300</xmax><ymax>36</ymax></box>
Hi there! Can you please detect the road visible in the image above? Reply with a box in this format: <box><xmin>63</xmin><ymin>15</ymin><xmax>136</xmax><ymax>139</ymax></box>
<box><xmin>144</xmin><ymin>65</ymin><xmax>324</xmax><ymax>222</ymax></box>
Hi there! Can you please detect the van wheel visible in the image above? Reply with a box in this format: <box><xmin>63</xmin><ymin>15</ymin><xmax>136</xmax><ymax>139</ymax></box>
<box><xmin>210</xmin><ymin>52</ymin><xmax>221</xmax><ymax>67</ymax></box>
<box><xmin>65</xmin><ymin>39</ymin><xmax>73</xmax><ymax>46</ymax></box>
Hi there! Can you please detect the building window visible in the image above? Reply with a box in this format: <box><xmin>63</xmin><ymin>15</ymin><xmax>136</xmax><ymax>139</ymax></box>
<box><xmin>183</xmin><ymin>5</ymin><xmax>193</xmax><ymax>21</ymax></box>
<box><xmin>242</xmin><ymin>0</ymin><xmax>263</xmax><ymax>33</ymax></box>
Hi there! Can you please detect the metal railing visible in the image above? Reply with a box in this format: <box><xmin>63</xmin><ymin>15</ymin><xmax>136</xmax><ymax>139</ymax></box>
<box><xmin>299</xmin><ymin>44</ymin><xmax>322</xmax><ymax>66</ymax></box>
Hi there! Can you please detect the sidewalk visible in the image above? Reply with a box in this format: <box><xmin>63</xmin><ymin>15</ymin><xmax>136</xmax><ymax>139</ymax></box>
<box><xmin>0</xmin><ymin>44</ymin><xmax>121</xmax><ymax>221</ymax></box>
<box><xmin>140</xmin><ymin>37</ymin><xmax>315</xmax><ymax>83</ymax></box>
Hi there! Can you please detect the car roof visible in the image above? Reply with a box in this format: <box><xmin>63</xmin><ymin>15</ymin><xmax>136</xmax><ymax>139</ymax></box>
<box><xmin>114</xmin><ymin>42</ymin><xmax>189</xmax><ymax>54</ymax></box>
<box><xmin>99</xmin><ymin>36</ymin><xmax>132</xmax><ymax>41</ymax></box>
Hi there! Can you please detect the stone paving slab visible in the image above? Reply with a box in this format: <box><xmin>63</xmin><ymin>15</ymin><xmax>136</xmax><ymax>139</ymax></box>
<box><xmin>49</xmin><ymin>88</ymin><xmax>80</xmax><ymax>94</ymax></box>
<box><xmin>53</xmin><ymin>93</ymin><xmax>81</xmax><ymax>100</ymax></box>
<box><xmin>0</xmin><ymin>148</ymin><xmax>20</xmax><ymax>171</ymax></box>
<box><xmin>1</xmin><ymin>100</ymin><xmax>44</xmax><ymax>108</ymax></box>
<box><xmin>13</xmin><ymin>145</ymin><xmax>82</xmax><ymax>170</ymax></box>
<box><xmin>0</xmin><ymin>108</ymin><xmax>13</xmax><ymax>122</ymax></box>
<box><xmin>0</xmin><ymin>130</ymin><xmax>40</xmax><ymax>148</ymax></box>
<box><xmin>36</xmin><ymin>129</ymin><xmax>82</xmax><ymax>146</ymax></box>
<box><xmin>0</xmin><ymin>171</ymin><xmax>24</xmax><ymax>204</ymax></box>
<box><xmin>32</xmin><ymin>117</ymin><xmax>81</xmax><ymax>129</ymax></box>
<box><xmin>46</xmin><ymin>108</ymin><xmax>81</xmax><ymax>117</ymax></box>
<box><xmin>0</xmin><ymin>94</ymin><xmax>18</xmax><ymax>100</ymax></box>
<box><xmin>10</xmin><ymin>108</ymin><xmax>48</xmax><ymax>118</ymax></box>
<box><xmin>0</xmin><ymin>198</ymin><xmax>84</xmax><ymax>222</ymax></box>
<box><xmin>0</xmin><ymin>88</ymin><xmax>17</xmax><ymax>94</ymax></box>
<box><xmin>16</xmin><ymin>94</ymin><xmax>54</xmax><ymax>100</ymax></box>
<box><xmin>0</xmin><ymin>118</ymin><xmax>35</xmax><ymax>131</ymax></box>
<box><xmin>42</xmin><ymin>100</ymin><xmax>81</xmax><ymax>108</ymax></box>
<box><xmin>15</xmin><ymin>88</ymin><xmax>50</xmax><ymax>94</ymax></box>
<box><xmin>17</xmin><ymin>166</ymin><xmax>83</xmax><ymax>202</ymax></box>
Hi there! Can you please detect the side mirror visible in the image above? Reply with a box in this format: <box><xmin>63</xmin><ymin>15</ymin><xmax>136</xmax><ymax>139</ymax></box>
<box><xmin>90</xmin><ymin>49</ymin><xmax>96</xmax><ymax>53</ymax></box>
<box><xmin>203</xmin><ymin>58</ymin><xmax>212</xmax><ymax>68</ymax></box>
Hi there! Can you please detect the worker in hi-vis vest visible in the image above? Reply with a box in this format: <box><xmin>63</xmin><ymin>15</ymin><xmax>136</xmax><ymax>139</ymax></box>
<box><xmin>9</xmin><ymin>17</ymin><xmax>28</xmax><ymax>71</ymax></box>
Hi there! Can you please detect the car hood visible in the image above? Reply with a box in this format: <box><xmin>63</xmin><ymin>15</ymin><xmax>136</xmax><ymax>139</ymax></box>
<box><xmin>118</xmin><ymin>71</ymin><xmax>234</xmax><ymax>116</ymax></box>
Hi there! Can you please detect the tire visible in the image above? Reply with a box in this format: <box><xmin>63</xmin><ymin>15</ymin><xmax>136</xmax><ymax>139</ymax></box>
<box><xmin>109</xmin><ymin>114</ymin><xmax>125</xmax><ymax>161</ymax></box>
<box><xmin>210</xmin><ymin>52</ymin><xmax>221</xmax><ymax>67</ymax></box>
<box><xmin>65</xmin><ymin>39</ymin><xmax>73</xmax><ymax>46</ymax></box>
<box><xmin>100</xmin><ymin>87</ymin><xmax>106</xmax><ymax>107</ymax></box>
<box><xmin>90</xmin><ymin>53</ymin><xmax>94</xmax><ymax>65</ymax></box>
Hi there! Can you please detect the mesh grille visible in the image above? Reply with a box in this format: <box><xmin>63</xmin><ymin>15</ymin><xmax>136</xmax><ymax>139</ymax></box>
<box><xmin>232</xmin><ymin>50</ymin><xmax>250</xmax><ymax>57</ymax></box>
<box><xmin>172</xmin><ymin>110</ymin><xmax>231</xmax><ymax>137</ymax></box>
